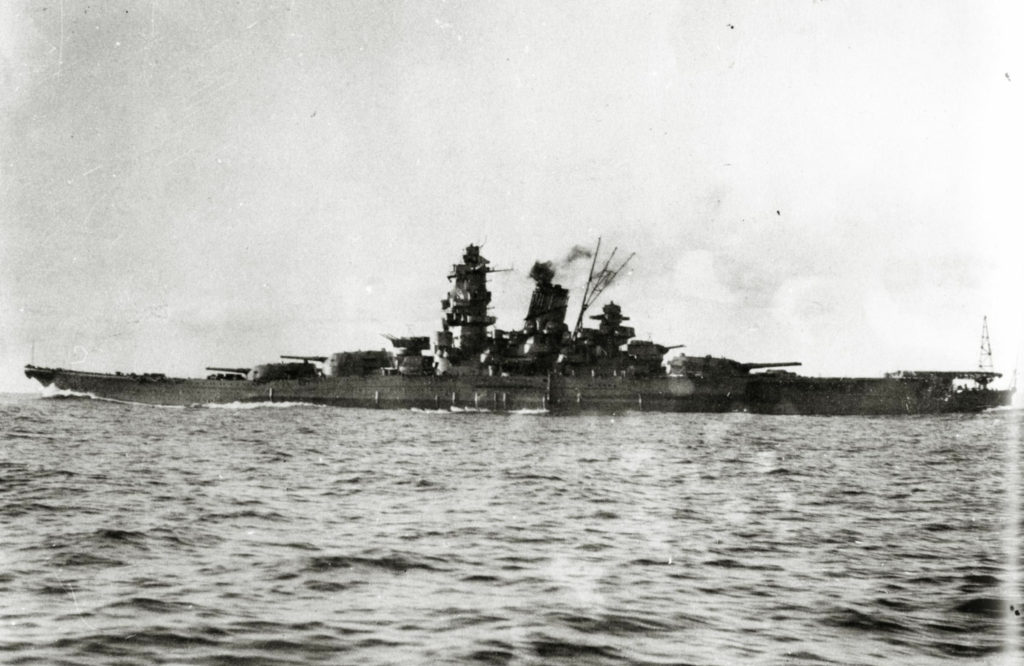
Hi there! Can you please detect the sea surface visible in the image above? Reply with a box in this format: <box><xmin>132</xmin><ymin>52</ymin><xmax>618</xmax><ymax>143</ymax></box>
<box><xmin>1</xmin><ymin>393</ymin><xmax>1023</xmax><ymax>665</ymax></box>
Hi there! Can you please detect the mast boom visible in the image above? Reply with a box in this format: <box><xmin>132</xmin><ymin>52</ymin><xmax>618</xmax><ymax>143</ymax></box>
<box><xmin>571</xmin><ymin>241</ymin><xmax>634</xmax><ymax>339</ymax></box>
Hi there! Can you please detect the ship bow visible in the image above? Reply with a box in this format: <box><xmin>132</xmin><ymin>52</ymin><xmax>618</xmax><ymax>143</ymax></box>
<box><xmin>24</xmin><ymin>365</ymin><xmax>57</xmax><ymax>387</ymax></box>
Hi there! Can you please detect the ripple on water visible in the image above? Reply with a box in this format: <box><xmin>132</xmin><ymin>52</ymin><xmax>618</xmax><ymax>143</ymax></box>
<box><xmin>1</xmin><ymin>398</ymin><xmax>1021</xmax><ymax>665</ymax></box>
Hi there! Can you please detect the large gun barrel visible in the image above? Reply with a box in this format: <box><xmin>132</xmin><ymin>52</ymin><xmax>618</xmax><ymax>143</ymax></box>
<box><xmin>205</xmin><ymin>367</ymin><xmax>250</xmax><ymax>374</ymax></box>
<box><xmin>740</xmin><ymin>362</ymin><xmax>802</xmax><ymax>371</ymax></box>
<box><xmin>280</xmin><ymin>355</ymin><xmax>328</xmax><ymax>363</ymax></box>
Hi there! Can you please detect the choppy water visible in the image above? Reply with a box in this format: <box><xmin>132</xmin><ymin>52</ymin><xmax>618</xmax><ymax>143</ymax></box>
<box><xmin>1</xmin><ymin>393</ymin><xmax>1022</xmax><ymax>665</ymax></box>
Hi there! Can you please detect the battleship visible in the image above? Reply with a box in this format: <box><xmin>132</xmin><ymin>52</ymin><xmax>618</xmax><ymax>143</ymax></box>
<box><xmin>25</xmin><ymin>242</ymin><xmax>1015</xmax><ymax>415</ymax></box>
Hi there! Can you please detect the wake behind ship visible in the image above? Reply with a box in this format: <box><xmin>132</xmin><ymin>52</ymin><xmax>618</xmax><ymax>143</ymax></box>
<box><xmin>25</xmin><ymin>243</ymin><xmax>1014</xmax><ymax>415</ymax></box>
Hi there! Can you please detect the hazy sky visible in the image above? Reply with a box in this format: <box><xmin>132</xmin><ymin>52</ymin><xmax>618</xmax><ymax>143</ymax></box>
<box><xmin>2</xmin><ymin>1</ymin><xmax>1022</xmax><ymax>392</ymax></box>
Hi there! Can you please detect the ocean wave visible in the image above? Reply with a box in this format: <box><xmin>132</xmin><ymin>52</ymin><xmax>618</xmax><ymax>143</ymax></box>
<box><xmin>821</xmin><ymin>606</ymin><xmax>908</xmax><ymax>634</ymax></box>
<box><xmin>39</xmin><ymin>385</ymin><xmax>97</xmax><ymax>400</ymax></box>
<box><xmin>950</xmin><ymin>596</ymin><xmax>1005</xmax><ymax>617</ymax></box>
<box><xmin>305</xmin><ymin>553</ymin><xmax>445</xmax><ymax>574</ymax></box>
<box><xmin>103</xmin><ymin>597</ymin><xmax>200</xmax><ymax>614</ymax></box>
<box><xmin>199</xmin><ymin>400</ymin><xmax>323</xmax><ymax>409</ymax></box>
<box><xmin>37</xmin><ymin>385</ymin><xmax>187</xmax><ymax>409</ymax></box>
<box><xmin>92</xmin><ymin>528</ymin><xmax>150</xmax><ymax>547</ymax></box>
<box><xmin>4</xmin><ymin>395</ymin><xmax>1020</xmax><ymax>665</ymax></box>
<box><xmin>465</xmin><ymin>644</ymin><xmax>516</xmax><ymax>664</ymax></box>
<box><xmin>530</xmin><ymin>636</ymin><xmax>622</xmax><ymax>661</ymax></box>
<box><xmin>48</xmin><ymin>551</ymin><xmax>127</xmax><ymax>568</ymax></box>
<box><xmin>304</xmin><ymin>580</ymin><xmax>361</xmax><ymax>592</ymax></box>
<box><xmin>552</xmin><ymin>611</ymin><xmax>676</xmax><ymax>636</ymax></box>
<box><xmin>407</xmin><ymin>406</ymin><xmax>494</xmax><ymax>414</ymax></box>
<box><xmin>408</xmin><ymin>406</ymin><xmax>548</xmax><ymax>415</ymax></box>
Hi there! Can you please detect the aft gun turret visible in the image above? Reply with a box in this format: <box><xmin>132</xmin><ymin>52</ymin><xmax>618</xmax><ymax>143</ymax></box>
<box><xmin>667</xmin><ymin>355</ymin><xmax>802</xmax><ymax>378</ymax></box>
<box><xmin>739</xmin><ymin>362</ymin><xmax>802</xmax><ymax>372</ymax></box>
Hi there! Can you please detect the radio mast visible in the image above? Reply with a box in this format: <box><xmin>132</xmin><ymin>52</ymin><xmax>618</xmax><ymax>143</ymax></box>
<box><xmin>978</xmin><ymin>316</ymin><xmax>994</xmax><ymax>372</ymax></box>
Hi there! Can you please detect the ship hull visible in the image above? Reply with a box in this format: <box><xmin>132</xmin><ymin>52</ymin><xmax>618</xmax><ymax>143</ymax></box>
<box><xmin>24</xmin><ymin>366</ymin><xmax>1013</xmax><ymax>414</ymax></box>
<box><xmin>23</xmin><ymin>366</ymin><xmax>551</xmax><ymax>411</ymax></box>
<box><xmin>746</xmin><ymin>375</ymin><xmax>1014</xmax><ymax>415</ymax></box>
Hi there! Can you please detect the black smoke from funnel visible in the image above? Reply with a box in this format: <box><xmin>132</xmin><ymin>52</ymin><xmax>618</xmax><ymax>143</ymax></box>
<box><xmin>529</xmin><ymin>261</ymin><xmax>555</xmax><ymax>284</ymax></box>
<box><xmin>562</xmin><ymin>245</ymin><xmax>593</xmax><ymax>266</ymax></box>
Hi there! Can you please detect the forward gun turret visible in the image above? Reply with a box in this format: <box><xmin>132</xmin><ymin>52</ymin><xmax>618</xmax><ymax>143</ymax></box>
<box><xmin>205</xmin><ymin>367</ymin><xmax>250</xmax><ymax>375</ymax></box>
<box><xmin>205</xmin><ymin>366</ymin><xmax>250</xmax><ymax>380</ymax></box>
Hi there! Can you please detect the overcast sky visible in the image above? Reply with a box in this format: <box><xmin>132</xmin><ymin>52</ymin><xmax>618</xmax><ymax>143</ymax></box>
<box><xmin>2</xmin><ymin>1</ymin><xmax>1022</xmax><ymax>393</ymax></box>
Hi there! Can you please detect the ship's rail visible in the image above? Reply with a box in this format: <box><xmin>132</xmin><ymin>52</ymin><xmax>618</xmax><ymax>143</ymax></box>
<box><xmin>885</xmin><ymin>370</ymin><xmax>1002</xmax><ymax>381</ymax></box>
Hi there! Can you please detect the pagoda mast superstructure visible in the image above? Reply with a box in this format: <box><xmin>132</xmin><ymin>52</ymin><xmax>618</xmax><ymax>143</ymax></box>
<box><xmin>438</xmin><ymin>244</ymin><xmax>497</xmax><ymax>360</ymax></box>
